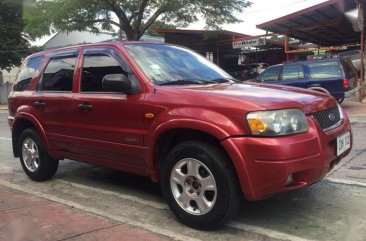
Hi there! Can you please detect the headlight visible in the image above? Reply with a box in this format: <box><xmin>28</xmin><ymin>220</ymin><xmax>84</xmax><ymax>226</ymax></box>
<box><xmin>246</xmin><ymin>109</ymin><xmax>309</xmax><ymax>136</ymax></box>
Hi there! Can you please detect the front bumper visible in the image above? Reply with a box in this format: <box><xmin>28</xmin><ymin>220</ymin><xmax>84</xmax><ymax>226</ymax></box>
<box><xmin>221</xmin><ymin>111</ymin><xmax>352</xmax><ymax>201</ymax></box>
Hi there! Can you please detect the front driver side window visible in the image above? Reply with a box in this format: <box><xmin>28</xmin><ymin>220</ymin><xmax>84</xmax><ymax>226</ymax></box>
<box><xmin>259</xmin><ymin>66</ymin><xmax>281</xmax><ymax>82</ymax></box>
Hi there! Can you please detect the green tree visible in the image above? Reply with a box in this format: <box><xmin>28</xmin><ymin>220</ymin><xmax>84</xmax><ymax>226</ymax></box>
<box><xmin>24</xmin><ymin>0</ymin><xmax>252</xmax><ymax>41</ymax></box>
<box><xmin>0</xmin><ymin>0</ymin><xmax>31</xmax><ymax>70</ymax></box>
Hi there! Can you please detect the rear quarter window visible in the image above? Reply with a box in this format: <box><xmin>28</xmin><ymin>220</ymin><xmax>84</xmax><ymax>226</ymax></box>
<box><xmin>308</xmin><ymin>61</ymin><xmax>342</xmax><ymax>79</ymax></box>
<box><xmin>13</xmin><ymin>56</ymin><xmax>44</xmax><ymax>91</ymax></box>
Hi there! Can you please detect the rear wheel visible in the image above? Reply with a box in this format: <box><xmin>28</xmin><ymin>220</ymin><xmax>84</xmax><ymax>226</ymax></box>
<box><xmin>19</xmin><ymin>128</ymin><xmax>59</xmax><ymax>181</ymax></box>
<box><xmin>161</xmin><ymin>141</ymin><xmax>241</xmax><ymax>230</ymax></box>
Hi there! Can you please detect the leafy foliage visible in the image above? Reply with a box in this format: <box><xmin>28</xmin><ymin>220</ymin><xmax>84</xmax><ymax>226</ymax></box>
<box><xmin>0</xmin><ymin>0</ymin><xmax>32</xmax><ymax>70</ymax></box>
<box><xmin>25</xmin><ymin>0</ymin><xmax>252</xmax><ymax>41</ymax></box>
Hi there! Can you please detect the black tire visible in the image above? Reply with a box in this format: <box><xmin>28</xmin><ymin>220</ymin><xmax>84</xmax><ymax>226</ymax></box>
<box><xmin>19</xmin><ymin>128</ymin><xmax>59</xmax><ymax>181</ymax></box>
<box><xmin>337</xmin><ymin>97</ymin><xmax>344</xmax><ymax>104</ymax></box>
<box><xmin>161</xmin><ymin>141</ymin><xmax>241</xmax><ymax>230</ymax></box>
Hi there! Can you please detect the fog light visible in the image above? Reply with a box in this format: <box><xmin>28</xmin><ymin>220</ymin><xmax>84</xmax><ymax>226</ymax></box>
<box><xmin>285</xmin><ymin>174</ymin><xmax>293</xmax><ymax>186</ymax></box>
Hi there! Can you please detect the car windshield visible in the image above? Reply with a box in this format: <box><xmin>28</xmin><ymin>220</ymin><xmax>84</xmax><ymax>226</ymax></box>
<box><xmin>124</xmin><ymin>43</ymin><xmax>233</xmax><ymax>85</ymax></box>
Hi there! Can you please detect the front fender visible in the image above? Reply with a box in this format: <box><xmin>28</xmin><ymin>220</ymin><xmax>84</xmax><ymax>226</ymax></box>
<box><xmin>146</xmin><ymin>107</ymin><xmax>245</xmax><ymax>180</ymax></box>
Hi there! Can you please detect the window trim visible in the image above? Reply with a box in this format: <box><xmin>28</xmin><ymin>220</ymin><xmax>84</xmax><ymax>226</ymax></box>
<box><xmin>83</xmin><ymin>48</ymin><xmax>131</xmax><ymax>73</ymax></box>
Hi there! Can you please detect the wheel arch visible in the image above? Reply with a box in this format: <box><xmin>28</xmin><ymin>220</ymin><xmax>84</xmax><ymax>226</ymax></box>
<box><xmin>12</xmin><ymin>113</ymin><xmax>49</xmax><ymax>158</ymax></box>
<box><xmin>307</xmin><ymin>85</ymin><xmax>331</xmax><ymax>95</ymax></box>
<box><xmin>146</xmin><ymin>120</ymin><xmax>244</xmax><ymax>186</ymax></box>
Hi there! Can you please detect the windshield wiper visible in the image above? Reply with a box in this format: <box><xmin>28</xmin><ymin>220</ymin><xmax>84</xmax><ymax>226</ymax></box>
<box><xmin>158</xmin><ymin>79</ymin><xmax>209</xmax><ymax>86</ymax></box>
<box><xmin>210</xmin><ymin>77</ymin><xmax>239</xmax><ymax>83</ymax></box>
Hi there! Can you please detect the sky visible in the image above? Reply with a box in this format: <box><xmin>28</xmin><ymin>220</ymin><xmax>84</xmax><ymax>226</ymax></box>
<box><xmin>32</xmin><ymin>0</ymin><xmax>328</xmax><ymax>46</ymax></box>
<box><xmin>187</xmin><ymin>0</ymin><xmax>327</xmax><ymax>35</ymax></box>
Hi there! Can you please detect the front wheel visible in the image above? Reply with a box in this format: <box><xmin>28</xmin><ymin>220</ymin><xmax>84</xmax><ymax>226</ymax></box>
<box><xmin>161</xmin><ymin>141</ymin><xmax>241</xmax><ymax>230</ymax></box>
<box><xmin>19</xmin><ymin>128</ymin><xmax>59</xmax><ymax>181</ymax></box>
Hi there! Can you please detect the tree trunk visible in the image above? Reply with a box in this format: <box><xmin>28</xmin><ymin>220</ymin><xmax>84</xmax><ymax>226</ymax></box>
<box><xmin>120</xmin><ymin>24</ymin><xmax>135</xmax><ymax>41</ymax></box>
<box><xmin>119</xmin><ymin>28</ymin><xmax>123</xmax><ymax>41</ymax></box>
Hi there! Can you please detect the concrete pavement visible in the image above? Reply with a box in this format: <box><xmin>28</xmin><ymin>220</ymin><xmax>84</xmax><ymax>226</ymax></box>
<box><xmin>0</xmin><ymin>184</ymin><xmax>169</xmax><ymax>241</ymax></box>
<box><xmin>341</xmin><ymin>100</ymin><xmax>366</xmax><ymax>123</ymax></box>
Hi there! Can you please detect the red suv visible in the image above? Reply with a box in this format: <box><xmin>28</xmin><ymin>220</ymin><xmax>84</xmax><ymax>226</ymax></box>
<box><xmin>8</xmin><ymin>42</ymin><xmax>352</xmax><ymax>230</ymax></box>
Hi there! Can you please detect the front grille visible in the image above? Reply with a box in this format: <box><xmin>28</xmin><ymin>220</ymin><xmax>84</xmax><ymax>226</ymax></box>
<box><xmin>313</xmin><ymin>106</ymin><xmax>342</xmax><ymax>131</ymax></box>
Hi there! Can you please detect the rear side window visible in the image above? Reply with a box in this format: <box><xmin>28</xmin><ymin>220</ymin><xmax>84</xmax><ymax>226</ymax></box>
<box><xmin>40</xmin><ymin>56</ymin><xmax>77</xmax><ymax>92</ymax></box>
<box><xmin>81</xmin><ymin>54</ymin><xmax>127</xmax><ymax>92</ymax></box>
<box><xmin>13</xmin><ymin>56</ymin><xmax>44</xmax><ymax>91</ymax></box>
<box><xmin>282</xmin><ymin>64</ymin><xmax>304</xmax><ymax>80</ymax></box>
<box><xmin>308</xmin><ymin>61</ymin><xmax>342</xmax><ymax>79</ymax></box>
<box><xmin>341</xmin><ymin>60</ymin><xmax>356</xmax><ymax>76</ymax></box>
<box><xmin>259</xmin><ymin>66</ymin><xmax>281</xmax><ymax>81</ymax></box>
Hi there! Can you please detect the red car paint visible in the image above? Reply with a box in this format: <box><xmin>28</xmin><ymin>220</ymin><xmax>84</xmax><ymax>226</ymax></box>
<box><xmin>8</xmin><ymin>42</ymin><xmax>352</xmax><ymax>201</ymax></box>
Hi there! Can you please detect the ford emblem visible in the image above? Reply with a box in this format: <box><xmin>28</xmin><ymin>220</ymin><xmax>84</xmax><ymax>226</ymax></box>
<box><xmin>328</xmin><ymin>113</ymin><xmax>336</xmax><ymax>121</ymax></box>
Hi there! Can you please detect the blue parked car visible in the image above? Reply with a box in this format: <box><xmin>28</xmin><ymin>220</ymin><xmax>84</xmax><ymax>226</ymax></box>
<box><xmin>255</xmin><ymin>58</ymin><xmax>358</xmax><ymax>103</ymax></box>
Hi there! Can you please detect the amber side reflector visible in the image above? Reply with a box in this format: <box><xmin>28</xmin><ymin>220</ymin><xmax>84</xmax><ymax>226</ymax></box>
<box><xmin>145</xmin><ymin>113</ymin><xmax>155</xmax><ymax>119</ymax></box>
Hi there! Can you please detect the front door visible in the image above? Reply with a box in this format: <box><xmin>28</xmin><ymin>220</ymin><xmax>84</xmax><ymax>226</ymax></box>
<box><xmin>72</xmin><ymin>47</ymin><xmax>146</xmax><ymax>166</ymax></box>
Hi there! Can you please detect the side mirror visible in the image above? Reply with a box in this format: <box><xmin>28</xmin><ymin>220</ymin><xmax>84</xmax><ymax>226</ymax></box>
<box><xmin>102</xmin><ymin>74</ymin><xmax>131</xmax><ymax>93</ymax></box>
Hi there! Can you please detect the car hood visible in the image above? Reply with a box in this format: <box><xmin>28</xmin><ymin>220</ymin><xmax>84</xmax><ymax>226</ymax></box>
<box><xmin>172</xmin><ymin>83</ymin><xmax>337</xmax><ymax>114</ymax></box>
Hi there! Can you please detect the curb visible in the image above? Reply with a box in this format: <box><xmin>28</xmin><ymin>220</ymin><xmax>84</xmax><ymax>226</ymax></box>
<box><xmin>349</xmin><ymin>116</ymin><xmax>366</xmax><ymax>123</ymax></box>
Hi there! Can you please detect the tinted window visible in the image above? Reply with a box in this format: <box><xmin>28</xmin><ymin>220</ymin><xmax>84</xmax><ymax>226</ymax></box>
<box><xmin>282</xmin><ymin>64</ymin><xmax>304</xmax><ymax>80</ymax></box>
<box><xmin>13</xmin><ymin>56</ymin><xmax>44</xmax><ymax>91</ymax></box>
<box><xmin>308</xmin><ymin>61</ymin><xmax>342</xmax><ymax>79</ymax></box>
<box><xmin>259</xmin><ymin>66</ymin><xmax>281</xmax><ymax>81</ymax></box>
<box><xmin>41</xmin><ymin>56</ymin><xmax>76</xmax><ymax>91</ymax></box>
<box><xmin>341</xmin><ymin>59</ymin><xmax>356</xmax><ymax>76</ymax></box>
<box><xmin>81</xmin><ymin>54</ymin><xmax>127</xmax><ymax>92</ymax></box>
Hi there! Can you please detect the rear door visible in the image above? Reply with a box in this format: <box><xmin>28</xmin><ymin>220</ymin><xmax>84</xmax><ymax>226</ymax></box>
<box><xmin>33</xmin><ymin>50</ymin><xmax>79</xmax><ymax>153</ymax></box>
<box><xmin>71</xmin><ymin>47</ymin><xmax>146</xmax><ymax>166</ymax></box>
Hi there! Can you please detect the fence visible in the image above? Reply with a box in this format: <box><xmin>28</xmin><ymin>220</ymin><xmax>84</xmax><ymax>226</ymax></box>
<box><xmin>0</xmin><ymin>83</ymin><xmax>12</xmax><ymax>105</ymax></box>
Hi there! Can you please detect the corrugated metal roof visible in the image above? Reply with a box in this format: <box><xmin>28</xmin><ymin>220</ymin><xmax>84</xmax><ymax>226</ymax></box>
<box><xmin>257</xmin><ymin>0</ymin><xmax>366</xmax><ymax>46</ymax></box>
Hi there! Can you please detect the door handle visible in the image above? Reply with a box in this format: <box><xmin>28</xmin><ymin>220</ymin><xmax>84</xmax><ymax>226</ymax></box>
<box><xmin>77</xmin><ymin>103</ymin><xmax>93</xmax><ymax>110</ymax></box>
<box><xmin>34</xmin><ymin>101</ymin><xmax>45</xmax><ymax>107</ymax></box>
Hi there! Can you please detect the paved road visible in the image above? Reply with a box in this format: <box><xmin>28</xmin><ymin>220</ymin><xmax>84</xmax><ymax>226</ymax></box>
<box><xmin>0</xmin><ymin>110</ymin><xmax>365</xmax><ymax>241</ymax></box>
